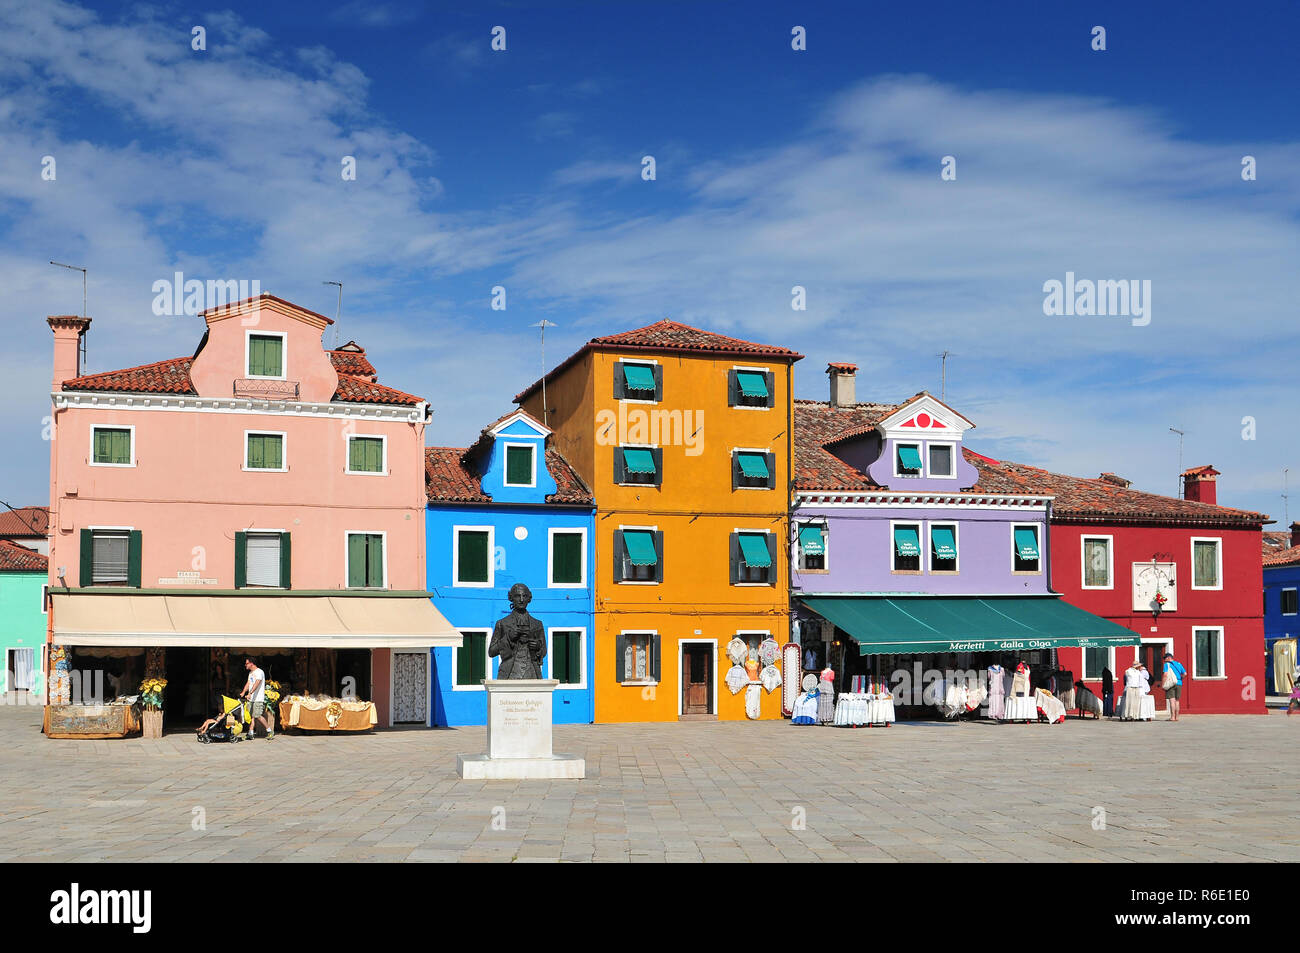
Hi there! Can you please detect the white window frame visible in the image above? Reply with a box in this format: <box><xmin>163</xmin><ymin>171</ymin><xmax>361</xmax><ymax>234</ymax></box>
<box><xmin>343</xmin><ymin>529</ymin><xmax>388</xmax><ymax>590</ymax></box>
<box><xmin>734</xmin><ymin>527</ymin><xmax>776</xmax><ymax>587</ymax></box>
<box><xmin>1283</xmin><ymin>587</ymin><xmax>1299</xmax><ymax>616</ymax></box>
<box><xmin>1192</xmin><ymin>626</ymin><xmax>1227</xmax><ymax>680</ymax></box>
<box><xmin>546</xmin><ymin>627</ymin><xmax>587</xmax><ymax>689</ymax></box>
<box><xmin>244</xmin><ymin>329</ymin><xmax>287</xmax><ymax>380</ymax></box>
<box><xmin>617</xmin><ymin>358</ymin><xmax>660</xmax><ymax>406</ymax></box>
<box><xmin>547</xmin><ymin>526</ymin><xmax>587</xmax><ymax>589</ymax></box>
<box><xmin>243</xmin><ymin>528</ymin><xmax>286</xmax><ymax>589</ymax></box>
<box><xmin>619</xmin><ymin>629</ymin><xmax>658</xmax><ymax>686</ymax></box>
<box><xmin>87</xmin><ymin>525</ymin><xmax>133</xmax><ymax>586</ymax></box>
<box><xmin>927</xmin><ymin>521</ymin><xmax>960</xmax><ymax>574</ymax></box>
<box><xmin>889</xmin><ymin>519</ymin><xmax>923</xmax><ymax>574</ymax></box>
<box><xmin>1190</xmin><ymin>537</ymin><xmax>1223</xmax><ymax>590</ymax></box>
<box><xmin>1080</xmin><ymin>534</ymin><xmax>1115</xmax><ymax>590</ymax></box>
<box><xmin>452</xmin><ymin>525</ymin><xmax>495</xmax><ymax>589</ymax></box>
<box><xmin>388</xmin><ymin>649</ymin><xmax>433</xmax><ymax>726</ymax></box>
<box><xmin>502</xmin><ymin>441</ymin><xmax>538</xmax><ymax>488</ymax></box>
<box><xmin>794</xmin><ymin>519</ymin><xmax>829</xmax><ymax>573</ymax></box>
<box><xmin>453</xmin><ymin>628</ymin><xmax>492</xmax><ymax>692</ymax></box>
<box><xmin>926</xmin><ymin>441</ymin><xmax>956</xmax><ymax>478</ymax></box>
<box><xmin>892</xmin><ymin>442</ymin><xmax>923</xmax><ymax>478</ymax></box>
<box><xmin>1080</xmin><ymin>645</ymin><xmax>1114</xmax><ymax>681</ymax></box>
<box><xmin>345</xmin><ymin>433</ymin><xmax>388</xmax><ymax>476</ymax></box>
<box><xmin>616</xmin><ymin>524</ymin><xmax>659</xmax><ymax>586</ymax></box>
<box><xmin>1010</xmin><ymin>522</ymin><xmax>1042</xmax><ymax>575</ymax></box>
<box><xmin>243</xmin><ymin>430</ymin><xmax>288</xmax><ymax>472</ymax></box>
<box><xmin>732</xmin><ymin>446</ymin><xmax>775</xmax><ymax>491</ymax></box>
<box><xmin>729</xmin><ymin>364</ymin><xmax>774</xmax><ymax>411</ymax></box>
<box><xmin>88</xmin><ymin>424</ymin><xmax>136</xmax><ymax>468</ymax></box>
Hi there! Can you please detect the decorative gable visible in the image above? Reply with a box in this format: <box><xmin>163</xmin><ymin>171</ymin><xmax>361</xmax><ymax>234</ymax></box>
<box><xmin>876</xmin><ymin>394</ymin><xmax>974</xmax><ymax>441</ymax></box>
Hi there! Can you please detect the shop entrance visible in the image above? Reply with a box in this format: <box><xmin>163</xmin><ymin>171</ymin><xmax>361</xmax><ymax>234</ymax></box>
<box><xmin>164</xmin><ymin>647</ymin><xmax>212</xmax><ymax>727</ymax></box>
<box><xmin>682</xmin><ymin>644</ymin><xmax>713</xmax><ymax>717</ymax></box>
<box><xmin>1139</xmin><ymin>639</ymin><xmax>1173</xmax><ymax>712</ymax></box>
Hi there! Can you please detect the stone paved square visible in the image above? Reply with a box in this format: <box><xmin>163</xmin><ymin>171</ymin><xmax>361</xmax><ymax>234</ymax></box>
<box><xmin>2</xmin><ymin>704</ymin><xmax>1295</xmax><ymax>863</ymax></box>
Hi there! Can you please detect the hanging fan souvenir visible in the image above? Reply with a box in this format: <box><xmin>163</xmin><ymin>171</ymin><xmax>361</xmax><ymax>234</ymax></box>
<box><xmin>758</xmin><ymin>638</ymin><xmax>779</xmax><ymax>666</ymax></box>
<box><xmin>725</xmin><ymin>664</ymin><xmax>748</xmax><ymax>695</ymax></box>
<box><xmin>726</xmin><ymin>638</ymin><xmax>748</xmax><ymax>665</ymax></box>
<box><xmin>760</xmin><ymin>665</ymin><xmax>782</xmax><ymax>693</ymax></box>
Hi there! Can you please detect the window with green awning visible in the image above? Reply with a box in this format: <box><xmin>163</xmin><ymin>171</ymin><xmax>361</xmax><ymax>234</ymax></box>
<box><xmin>799</xmin><ymin>525</ymin><xmax>825</xmax><ymax>556</ymax></box>
<box><xmin>1013</xmin><ymin>526</ymin><xmax>1041</xmax><ymax>573</ymax></box>
<box><xmin>896</xmin><ymin>443</ymin><xmax>922</xmax><ymax>473</ymax></box>
<box><xmin>736</xmin><ymin>371</ymin><xmax>768</xmax><ymax>398</ymax></box>
<box><xmin>736</xmin><ymin>452</ymin><xmax>769</xmax><ymax>479</ymax></box>
<box><xmin>738</xmin><ymin>533</ymin><xmax>772</xmax><ymax>568</ymax></box>
<box><xmin>623</xmin><ymin>448</ymin><xmax>657</xmax><ymax>474</ymax></box>
<box><xmin>623</xmin><ymin>530</ymin><xmax>658</xmax><ymax>566</ymax></box>
<box><xmin>893</xmin><ymin>524</ymin><xmax>920</xmax><ymax>572</ymax></box>
<box><xmin>930</xmin><ymin>524</ymin><xmax>958</xmax><ymax>571</ymax></box>
<box><xmin>622</xmin><ymin>363</ymin><xmax>657</xmax><ymax>394</ymax></box>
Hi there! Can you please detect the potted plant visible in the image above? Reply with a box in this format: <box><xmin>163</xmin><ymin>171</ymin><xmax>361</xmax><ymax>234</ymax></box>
<box><xmin>139</xmin><ymin>677</ymin><xmax>167</xmax><ymax>738</ymax></box>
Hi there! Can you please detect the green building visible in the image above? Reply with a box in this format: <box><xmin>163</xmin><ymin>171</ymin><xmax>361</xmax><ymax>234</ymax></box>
<box><xmin>0</xmin><ymin>539</ymin><xmax>47</xmax><ymax>697</ymax></box>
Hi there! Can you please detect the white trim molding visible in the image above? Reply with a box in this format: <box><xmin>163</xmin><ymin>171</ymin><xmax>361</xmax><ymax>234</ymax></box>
<box><xmin>345</xmin><ymin>432</ymin><xmax>389</xmax><ymax>476</ymax></box>
<box><xmin>1190</xmin><ymin>536</ymin><xmax>1224</xmax><ymax>590</ymax></box>
<box><xmin>54</xmin><ymin>391</ymin><xmax>428</xmax><ymax>424</ymax></box>
<box><xmin>88</xmin><ymin>423</ymin><xmax>137</xmax><ymax>468</ymax></box>
<box><xmin>547</xmin><ymin>526</ymin><xmax>588</xmax><ymax>589</ymax></box>
<box><xmin>1192</xmin><ymin>626</ymin><xmax>1227</xmax><ymax>680</ymax></box>
<box><xmin>1080</xmin><ymin>534</ymin><xmax>1115</xmax><ymax>590</ymax></box>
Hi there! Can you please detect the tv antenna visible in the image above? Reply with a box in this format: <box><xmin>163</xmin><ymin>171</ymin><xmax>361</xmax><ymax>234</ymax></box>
<box><xmin>323</xmin><ymin>281</ymin><xmax>343</xmax><ymax>347</ymax></box>
<box><xmin>532</xmin><ymin>320</ymin><xmax>557</xmax><ymax>426</ymax></box>
<box><xmin>938</xmin><ymin>350</ymin><xmax>951</xmax><ymax>401</ymax></box>
<box><xmin>50</xmin><ymin>260</ymin><xmax>88</xmax><ymax>366</ymax></box>
<box><xmin>1284</xmin><ymin>467</ymin><xmax>1290</xmax><ymax>526</ymax></box>
<box><xmin>1169</xmin><ymin>427</ymin><xmax>1185</xmax><ymax>497</ymax></box>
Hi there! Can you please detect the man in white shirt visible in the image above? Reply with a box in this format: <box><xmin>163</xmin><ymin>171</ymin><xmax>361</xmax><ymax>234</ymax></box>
<box><xmin>239</xmin><ymin>656</ymin><xmax>275</xmax><ymax>740</ymax></box>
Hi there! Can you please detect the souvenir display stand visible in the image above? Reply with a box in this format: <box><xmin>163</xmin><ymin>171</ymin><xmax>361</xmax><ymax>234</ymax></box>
<box><xmin>1115</xmin><ymin>691</ymin><xmax>1156</xmax><ymax>721</ymax></box>
<box><xmin>833</xmin><ymin>677</ymin><xmax>895</xmax><ymax>726</ymax></box>
<box><xmin>1001</xmin><ymin>695</ymin><xmax>1038</xmax><ymax>723</ymax></box>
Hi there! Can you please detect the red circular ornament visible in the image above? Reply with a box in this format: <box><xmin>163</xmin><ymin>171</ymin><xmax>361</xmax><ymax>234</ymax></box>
<box><xmin>917</xmin><ymin>413</ymin><xmax>931</xmax><ymax>427</ymax></box>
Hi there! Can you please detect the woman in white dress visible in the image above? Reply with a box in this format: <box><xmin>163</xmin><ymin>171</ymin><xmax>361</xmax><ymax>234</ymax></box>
<box><xmin>1121</xmin><ymin>661</ymin><xmax>1145</xmax><ymax>719</ymax></box>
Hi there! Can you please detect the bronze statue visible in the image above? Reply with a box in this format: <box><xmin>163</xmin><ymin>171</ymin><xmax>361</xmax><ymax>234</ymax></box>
<box><xmin>489</xmin><ymin>583</ymin><xmax>546</xmax><ymax>679</ymax></box>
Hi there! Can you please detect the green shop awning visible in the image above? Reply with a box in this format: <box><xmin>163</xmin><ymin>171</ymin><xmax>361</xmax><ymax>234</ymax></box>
<box><xmin>736</xmin><ymin>452</ymin><xmax>769</xmax><ymax>479</ymax></box>
<box><xmin>798</xmin><ymin>525</ymin><xmax>825</xmax><ymax>556</ymax></box>
<box><xmin>736</xmin><ymin>371</ymin><xmax>769</xmax><ymax>398</ymax></box>
<box><xmin>893</xmin><ymin>526</ymin><xmax>920</xmax><ymax>556</ymax></box>
<box><xmin>622</xmin><ymin>363</ymin><xmax>656</xmax><ymax>393</ymax></box>
<box><xmin>1014</xmin><ymin>527</ymin><xmax>1040</xmax><ymax>560</ymax></box>
<box><xmin>623</xmin><ymin>530</ymin><xmax>658</xmax><ymax>566</ymax></box>
<box><xmin>897</xmin><ymin>444</ymin><xmax>922</xmax><ymax>470</ymax></box>
<box><xmin>931</xmin><ymin>526</ymin><xmax>956</xmax><ymax>558</ymax></box>
<box><xmin>622</xmin><ymin>448</ymin><xmax>657</xmax><ymax>474</ymax></box>
<box><xmin>738</xmin><ymin>534</ymin><xmax>772</xmax><ymax>568</ymax></box>
<box><xmin>800</xmin><ymin>596</ymin><xmax>1140</xmax><ymax>656</ymax></box>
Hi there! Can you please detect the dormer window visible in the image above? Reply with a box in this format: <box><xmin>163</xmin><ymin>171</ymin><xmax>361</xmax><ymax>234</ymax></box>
<box><xmin>895</xmin><ymin>443</ymin><xmax>922</xmax><ymax>477</ymax></box>
<box><xmin>928</xmin><ymin>443</ymin><xmax>955</xmax><ymax>478</ymax></box>
<box><xmin>504</xmin><ymin>443</ymin><xmax>536</xmax><ymax>487</ymax></box>
<box><xmin>247</xmin><ymin>332</ymin><xmax>284</xmax><ymax>378</ymax></box>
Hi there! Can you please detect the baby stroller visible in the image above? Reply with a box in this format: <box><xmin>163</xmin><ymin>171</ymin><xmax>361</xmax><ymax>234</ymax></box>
<box><xmin>197</xmin><ymin>695</ymin><xmax>251</xmax><ymax>744</ymax></box>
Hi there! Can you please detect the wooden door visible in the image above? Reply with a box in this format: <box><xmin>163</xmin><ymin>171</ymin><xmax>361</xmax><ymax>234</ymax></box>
<box><xmin>683</xmin><ymin>646</ymin><xmax>711</xmax><ymax>715</ymax></box>
<box><xmin>1140</xmin><ymin>644</ymin><xmax>1167</xmax><ymax>710</ymax></box>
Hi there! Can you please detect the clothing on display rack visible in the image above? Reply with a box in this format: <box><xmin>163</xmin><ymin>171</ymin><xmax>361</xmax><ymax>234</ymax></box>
<box><xmin>1010</xmin><ymin>662</ymin><xmax>1031</xmax><ymax>697</ymax></box>
<box><xmin>816</xmin><ymin>670</ymin><xmax>836</xmax><ymax>724</ymax></box>
<box><xmin>1274</xmin><ymin>639</ymin><xmax>1297</xmax><ymax>695</ymax></box>
<box><xmin>986</xmin><ymin>664</ymin><xmax>1006</xmax><ymax>719</ymax></box>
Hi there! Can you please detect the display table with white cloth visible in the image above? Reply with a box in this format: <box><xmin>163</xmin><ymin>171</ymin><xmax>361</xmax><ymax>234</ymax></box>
<box><xmin>1001</xmin><ymin>695</ymin><xmax>1038</xmax><ymax>722</ymax></box>
<box><xmin>279</xmin><ymin>696</ymin><xmax>378</xmax><ymax>731</ymax></box>
<box><xmin>833</xmin><ymin>692</ymin><xmax>895</xmax><ymax>726</ymax></box>
<box><xmin>1034</xmin><ymin>688</ymin><xmax>1067</xmax><ymax>724</ymax></box>
<box><xmin>1115</xmin><ymin>690</ymin><xmax>1156</xmax><ymax>721</ymax></box>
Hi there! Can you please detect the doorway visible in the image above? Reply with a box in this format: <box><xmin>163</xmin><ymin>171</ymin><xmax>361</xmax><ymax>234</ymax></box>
<box><xmin>1139</xmin><ymin>639</ymin><xmax>1173</xmax><ymax>714</ymax></box>
<box><xmin>391</xmin><ymin>651</ymin><xmax>429</xmax><ymax>725</ymax></box>
<box><xmin>681</xmin><ymin>643</ymin><xmax>714</xmax><ymax>718</ymax></box>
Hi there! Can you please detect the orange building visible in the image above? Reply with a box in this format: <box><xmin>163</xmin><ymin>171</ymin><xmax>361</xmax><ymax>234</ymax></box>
<box><xmin>516</xmin><ymin>321</ymin><xmax>801</xmax><ymax>722</ymax></box>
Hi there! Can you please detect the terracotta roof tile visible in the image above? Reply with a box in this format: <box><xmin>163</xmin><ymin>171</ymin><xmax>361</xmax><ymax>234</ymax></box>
<box><xmin>793</xmin><ymin>399</ymin><xmax>898</xmax><ymax>491</ymax></box>
<box><xmin>332</xmin><ymin>373</ymin><xmax>423</xmax><ymax>407</ymax></box>
<box><xmin>0</xmin><ymin>539</ymin><xmax>47</xmax><ymax>572</ymax></box>
<box><xmin>0</xmin><ymin>506</ymin><xmax>49</xmax><ymax>538</ymax></box>
<box><xmin>1263</xmin><ymin>531</ymin><xmax>1293</xmax><ymax>555</ymax></box>
<box><xmin>515</xmin><ymin>319</ymin><xmax>802</xmax><ymax>403</ymax></box>
<box><xmin>328</xmin><ymin>343</ymin><xmax>377</xmax><ymax>380</ymax></box>
<box><xmin>425</xmin><ymin>442</ymin><xmax>593</xmax><ymax>506</ymax></box>
<box><xmin>1264</xmin><ymin>544</ymin><xmax>1300</xmax><ymax>568</ymax></box>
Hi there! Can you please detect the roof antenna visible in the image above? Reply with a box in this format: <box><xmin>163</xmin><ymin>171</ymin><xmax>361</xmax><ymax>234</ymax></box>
<box><xmin>1283</xmin><ymin>467</ymin><xmax>1290</xmax><ymax>526</ymax></box>
<box><xmin>938</xmin><ymin>350</ymin><xmax>950</xmax><ymax>401</ymax></box>
<box><xmin>532</xmin><ymin>320</ymin><xmax>557</xmax><ymax>426</ymax></box>
<box><xmin>50</xmin><ymin>260</ymin><xmax>88</xmax><ymax>368</ymax></box>
<box><xmin>323</xmin><ymin>280</ymin><xmax>343</xmax><ymax>348</ymax></box>
<box><xmin>1169</xmin><ymin>427</ymin><xmax>1185</xmax><ymax>498</ymax></box>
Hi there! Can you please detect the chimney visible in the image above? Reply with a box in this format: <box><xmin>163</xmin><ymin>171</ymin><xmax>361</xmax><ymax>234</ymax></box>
<box><xmin>1291</xmin><ymin>521</ymin><xmax>1300</xmax><ymax>548</ymax></box>
<box><xmin>1099</xmin><ymin>472</ymin><xmax>1131</xmax><ymax>488</ymax></box>
<box><xmin>1182</xmin><ymin>465</ymin><xmax>1219</xmax><ymax>505</ymax></box>
<box><xmin>48</xmin><ymin>315</ymin><xmax>91</xmax><ymax>389</ymax></box>
<box><xmin>827</xmin><ymin>362</ymin><xmax>857</xmax><ymax>408</ymax></box>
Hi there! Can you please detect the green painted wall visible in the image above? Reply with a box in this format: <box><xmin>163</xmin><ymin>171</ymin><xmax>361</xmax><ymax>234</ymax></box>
<box><xmin>0</xmin><ymin>571</ymin><xmax>45</xmax><ymax>694</ymax></box>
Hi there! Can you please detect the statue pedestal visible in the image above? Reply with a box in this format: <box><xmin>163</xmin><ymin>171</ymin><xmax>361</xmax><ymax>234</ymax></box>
<box><xmin>457</xmin><ymin>679</ymin><xmax>585</xmax><ymax>780</ymax></box>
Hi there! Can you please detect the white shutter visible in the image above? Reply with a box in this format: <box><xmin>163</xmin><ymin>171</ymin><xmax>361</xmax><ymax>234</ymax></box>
<box><xmin>246</xmin><ymin>533</ymin><xmax>282</xmax><ymax>587</ymax></box>
<box><xmin>92</xmin><ymin>533</ymin><xmax>129</xmax><ymax>583</ymax></box>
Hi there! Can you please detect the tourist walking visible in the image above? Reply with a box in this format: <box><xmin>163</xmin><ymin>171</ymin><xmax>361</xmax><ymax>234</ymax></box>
<box><xmin>1160</xmin><ymin>652</ymin><xmax>1186</xmax><ymax>722</ymax></box>
<box><xmin>239</xmin><ymin>656</ymin><xmax>275</xmax><ymax>740</ymax></box>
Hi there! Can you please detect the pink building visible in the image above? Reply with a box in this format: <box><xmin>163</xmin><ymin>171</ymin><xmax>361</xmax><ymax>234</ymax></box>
<box><xmin>45</xmin><ymin>295</ymin><xmax>458</xmax><ymax>733</ymax></box>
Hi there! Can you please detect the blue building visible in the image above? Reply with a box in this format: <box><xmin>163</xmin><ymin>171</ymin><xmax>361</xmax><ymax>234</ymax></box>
<box><xmin>425</xmin><ymin>410</ymin><xmax>595</xmax><ymax>725</ymax></box>
<box><xmin>1263</xmin><ymin>522</ymin><xmax>1300</xmax><ymax>695</ymax></box>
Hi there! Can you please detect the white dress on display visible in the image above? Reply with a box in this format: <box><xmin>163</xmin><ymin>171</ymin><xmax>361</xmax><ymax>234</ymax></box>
<box><xmin>986</xmin><ymin>665</ymin><xmax>1006</xmax><ymax>719</ymax></box>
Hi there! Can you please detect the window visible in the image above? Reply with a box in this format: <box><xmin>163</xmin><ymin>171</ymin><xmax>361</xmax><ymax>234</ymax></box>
<box><xmin>731</xmin><ymin>532</ymin><xmax>775</xmax><ymax>585</ymax></box>
<box><xmin>1082</xmin><ymin>646</ymin><xmax>1113</xmax><ymax>681</ymax></box>
<box><xmin>236</xmin><ymin>531</ymin><xmax>290</xmax><ymax>588</ymax></box>
<box><xmin>504</xmin><ymin>443</ymin><xmax>535</xmax><ymax>487</ymax></box>
<box><xmin>613</xmin><ymin>361</ymin><xmax>661</xmax><ymax>402</ymax></box>
<box><xmin>797</xmin><ymin>523</ymin><xmax>826</xmax><ymax>571</ymax></box>
<box><xmin>454</xmin><ymin>527</ymin><xmax>493</xmax><ymax>587</ymax></box>
<box><xmin>727</xmin><ymin>368</ymin><xmax>775</xmax><ymax>408</ymax></box>
<box><xmin>614</xmin><ymin>529</ymin><xmax>661</xmax><ymax>583</ymax></box>
<box><xmin>41</xmin><ymin>584</ymin><xmax>49</xmax><ymax>614</ymax></box>
<box><xmin>91</xmin><ymin>426</ymin><xmax>133</xmax><ymax>466</ymax></box>
<box><xmin>930</xmin><ymin>524</ymin><xmax>958</xmax><ymax>573</ymax></box>
<box><xmin>732</xmin><ymin>450</ymin><xmax>775</xmax><ymax>489</ymax></box>
<box><xmin>892</xmin><ymin>523</ymin><xmax>921</xmax><ymax>572</ymax></box>
<box><xmin>247</xmin><ymin>333</ymin><xmax>284</xmax><ymax>378</ymax></box>
<box><xmin>1283</xmin><ymin>588</ymin><xmax>1298</xmax><ymax>615</ymax></box>
<box><xmin>347</xmin><ymin>436</ymin><xmax>385</xmax><ymax>474</ymax></box>
<box><xmin>1191</xmin><ymin>538</ymin><xmax>1221</xmax><ymax>589</ymax></box>
<box><xmin>455</xmin><ymin>630</ymin><xmax>488</xmax><ymax>688</ymax></box>
<box><xmin>346</xmin><ymin>532</ymin><xmax>385</xmax><ymax>588</ymax></box>
<box><xmin>895</xmin><ymin>443</ymin><xmax>922</xmax><ymax>477</ymax></box>
<box><xmin>550</xmin><ymin>630</ymin><xmax>583</xmax><ymax>686</ymax></box>
<box><xmin>1082</xmin><ymin>536</ymin><xmax>1112</xmax><ymax>588</ymax></box>
<box><xmin>617</xmin><ymin>632</ymin><xmax>659</xmax><ymax>683</ymax></box>
<box><xmin>1193</xmin><ymin>628</ymin><xmax>1224</xmax><ymax>678</ymax></box>
<box><xmin>549</xmin><ymin>529</ymin><xmax>586</xmax><ymax>587</ymax></box>
<box><xmin>245</xmin><ymin>432</ymin><xmax>285</xmax><ymax>471</ymax></box>
<box><xmin>928</xmin><ymin>443</ymin><xmax>954</xmax><ymax>478</ymax></box>
<box><xmin>81</xmin><ymin>529</ymin><xmax>141</xmax><ymax>587</ymax></box>
<box><xmin>614</xmin><ymin>446</ymin><xmax>662</xmax><ymax>486</ymax></box>
<box><xmin>1012</xmin><ymin>524</ymin><xmax>1041</xmax><ymax>573</ymax></box>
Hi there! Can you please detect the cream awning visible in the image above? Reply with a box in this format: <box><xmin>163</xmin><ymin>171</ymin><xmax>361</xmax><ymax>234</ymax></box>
<box><xmin>50</xmin><ymin>593</ymin><xmax>462</xmax><ymax>649</ymax></box>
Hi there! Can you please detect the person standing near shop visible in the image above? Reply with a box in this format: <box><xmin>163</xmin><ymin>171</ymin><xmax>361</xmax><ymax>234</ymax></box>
<box><xmin>239</xmin><ymin>656</ymin><xmax>275</xmax><ymax>740</ymax></box>
<box><xmin>1160</xmin><ymin>651</ymin><xmax>1186</xmax><ymax>722</ymax></box>
<box><xmin>1101</xmin><ymin>666</ymin><xmax>1114</xmax><ymax>717</ymax></box>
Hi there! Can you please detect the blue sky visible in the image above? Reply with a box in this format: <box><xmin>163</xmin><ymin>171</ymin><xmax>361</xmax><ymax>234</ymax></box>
<box><xmin>1</xmin><ymin>0</ymin><xmax>1297</xmax><ymax>519</ymax></box>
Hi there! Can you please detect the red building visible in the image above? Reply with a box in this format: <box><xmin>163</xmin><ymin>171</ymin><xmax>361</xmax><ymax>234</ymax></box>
<box><xmin>969</xmin><ymin>457</ymin><xmax>1269</xmax><ymax>715</ymax></box>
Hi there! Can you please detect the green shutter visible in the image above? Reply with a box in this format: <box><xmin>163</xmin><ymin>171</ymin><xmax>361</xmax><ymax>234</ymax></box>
<box><xmin>127</xmin><ymin>530</ymin><xmax>142</xmax><ymax>588</ymax></box>
<box><xmin>553</xmin><ymin>532</ymin><xmax>582</xmax><ymax>584</ymax></box>
<box><xmin>651</xmin><ymin>635</ymin><xmax>661</xmax><ymax>682</ymax></box>
<box><xmin>366</xmin><ymin>534</ymin><xmax>384</xmax><ymax>588</ymax></box>
<box><xmin>457</xmin><ymin>531</ymin><xmax>489</xmax><ymax>583</ymax></box>
<box><xmin>568</xmin><ymin>632</ymin><xmax>581</xmax><ymax>684</ymax></box>
<box><xmin>234</xmin><ymin>531</ymin><xmax>247</xmax><ymax>589</ymax></box>
<box><xmin>249</xmin><ymin>335</ymin><xmax>282</xmax><ymax>376</ymax></box>
<box><xmin>79</xmin><ymin>528</ymin><xmax>93</xmax><ymax>587</ymax></box>
<box><xmin>506</xmin><ymin>445</ymin><xmax>533</xmax><ymax>485</ymax></box>
<box><xmin>350</xmin><ymin>437</ymin><xmax>383</xmax><ymax>473</ymax></box>
<box><xmin>458</xmin><ymin>632</ymin><xmax>485</xmax><ymax>686</ymax></box>
<box><xmin>113</xmin><ymin>429</ymin><xmax>130</xmax><ymax>464</ymax></box>
<box><xmin>347</xmin><ymin>534</ymin><xmax>367</xmax><ymax>587</ymax></box>
<box><xmin>615</xmin><ymin>634</ymin><xmax>627</xmax><ymax>682</ymax></box>
<box><xmin>349</xmin><ymin>438</ymin><xmax>363</xmax><ymax>472</ymax></box>
<box><xmin>279</xmin><ymin>532</ymin><xmax>292</xmax><ymax>589</ymax></box>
